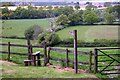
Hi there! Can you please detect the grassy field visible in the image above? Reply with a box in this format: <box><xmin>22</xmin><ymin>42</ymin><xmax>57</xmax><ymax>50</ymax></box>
<box><xmin>57</xmin><ymin>25</ymin><xmax>118</xmax><ymax>42</ymax></box>
<box><xmin>1</xmin><ymin>19</ymin><xmax>50</xmax><ymax>37</ymax></box>
<box><xmin>0</xmin><ymin>19</ymin><xmax>119</xmax><ymax>78</ymax></box>
<box><xmin>1</xmin><ymin>19</ymin><xmax>118</xmax><ymax>42</ymax></box>
<box><xmin>1</xmin><ymin>60</ymin><xmax>98</xmax><ymax>78</ymax></box>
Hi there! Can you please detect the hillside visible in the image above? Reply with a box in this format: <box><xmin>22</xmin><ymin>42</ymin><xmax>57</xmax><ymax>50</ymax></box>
<box><xmin>57</xmin><ymin>25</ymin><xmax>118</xmax><ymax>42</ymax></box>
<box><xmin>1</xmin><ymin>19</ymin><xmax>118</xmax><ymax>42</ymax></box>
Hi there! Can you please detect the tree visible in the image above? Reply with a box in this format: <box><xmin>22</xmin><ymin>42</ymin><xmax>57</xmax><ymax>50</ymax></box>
<box><xmin>56</xmin><ymin>14</ymin><xmax>69</xmax><ymax>26</ymax></box>
<box><xmin>24</xmin><ymin>25</ymin><xmax>43</xmax><ymax>40</ymax></box>
<box><xmin>106</xmin><ymin>6</ymin><xmax>113</xmax><ymax>13</ymax></box>
<box><xmin>68</xmin><ymin>13</ymin><xmax>82</xmax><ymax>26</ymax></box>
<box><xmin>75</xmin><ymin>5</ymin><xmax>80</xmax><ymax>10</ymax></box>
<box><xmin>2</xmin><ymin>7</ymin><xmax>10</xmax><ymax>19</ymax></box>
<box><xmin>47</xmin><ymin>6</ymin><xmax>53</xmax><ymax>10</ymax></box>
<box><xmin>104</xmin><ymin>2</ymin><xmax>111</xmax><ymax>7</ymax></box>
<box><xmin>56</xmin><ymin>6</ymin><xmax>74</xmax><ymax>16</ymax></box>
<box><xmin>113</xmin><ymin>5</ymin><xmax>120</xmax><ymax>20</ymax></box>
<box><xmin>105</xmin><ymin>13</ymin><xmax>115</xmax><ymax>24</ymax></box>
<box><xmin>85</xmin><ymin>2</ymin><xmax>96</xmax><ymax>10</ymax></box>
<box><xmin>38</xmin><ymin>32</ymin><xmax>61</xmax><ymax>46</ymax></box>
<box><xmin>83</xmin><ymin>10</ymin><xmax>99</xmax><ymax>24</ymax></box>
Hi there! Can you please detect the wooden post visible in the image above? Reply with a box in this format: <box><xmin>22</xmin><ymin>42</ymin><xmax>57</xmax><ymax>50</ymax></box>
<box><xmin>73</xmin><ymin>30</ymin><xmax>78</xmax><ymax>74</ymax></box>
<box><xmin>33</xmin><ymin>55</ymin><xmax>36</xmax><ymax>66</ymax></box>
<box><xmin>66</xmin><ymin>48</ymin><xmax>69</xmax><ymax>67</ymax></box>
<box><xmin>94</xmin><ymin>48</ymin><xmax>98</xmax><ymax>73</ymax></box>
<box><xmin>8</xmin><ymin>42</ymin><xmax>10</xmax><ymax>61</ymax></box>
<box><xmin>44</xmin><ymin>42</ymin><xmax>47</xmax><ymax>66</ymax></box>
<box><xmin>27</xmin><ymin>34</ymin><xmax>31</xmax><ymax>60</ymax></box>
<box><xmin>89</xmin><ymin>51</ymin><xmax>92</xmax><ymax>71</ymax></box>
<box><xmin>37</xmin><ymin>53</ymin><xmax>41</xmax><ymax>66</ymax></box>
<box><xmin>47</xmin><ymin>47</ymin><xmax>51</xmax><ymax>63</ymax></box>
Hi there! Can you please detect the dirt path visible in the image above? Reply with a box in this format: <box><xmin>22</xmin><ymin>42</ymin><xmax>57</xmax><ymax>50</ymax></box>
<box><xmin>0</xmin><ymin>60</ymin><xmax>17</xmax><ymax>66</ymax></box>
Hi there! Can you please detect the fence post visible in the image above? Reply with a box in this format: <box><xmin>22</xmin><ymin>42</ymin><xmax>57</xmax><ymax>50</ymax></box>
<box><xmin>94</xmin><ymin>48</ymin><xmax>98</xmax><ymax>73</ymax></box>
<box><xmin>73</xmin><ymin>30</ymin><xmax>78</xmax><ymax>74</ymax></box>
<box><xmin>47</xmin><ymin>47</ymin><xmax>51</xmax><ymax>63</ymax></box>
<box><xmin>89</xmin><ymin>51</ymin><xmax>92</xmax><ymax>72</ymax></box>
<box><xmin>44</xmin><ymin>42</ymin><xmax>47</xmax><ymax>66</ymax></box>
<box><xmin>66</xmin><ymin>48</ymin><xmax>69</xmax><ymax>67</ymax></box>
<box><xmin>8</xmin><ymin>42</ymin><xmax>10</xmax><ymax>61</ymax></box>
<box><xmin>37</xmin><ymin>53</ymin><xmax>41</xmax><ymax>66</ymax></box>
<box><xmin>27</xmin><ymin>34</ymin><xmax>31</xmax><ymax>60</ymax></box>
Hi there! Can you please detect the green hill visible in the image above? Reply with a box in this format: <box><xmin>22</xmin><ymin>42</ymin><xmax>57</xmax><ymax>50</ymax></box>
<box><xmin>57</xmin><ymin>25</ymin><xmax>118</xmax><ymax>42</ymax></box>
<box><xmin>1</xmin><ymin>19</ymin><xmax>50</xmax><ymax>37</ymax></box>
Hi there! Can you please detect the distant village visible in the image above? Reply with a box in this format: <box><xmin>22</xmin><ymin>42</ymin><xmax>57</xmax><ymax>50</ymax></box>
<box><xmin>1</xmin><ymin>1</ymin><xmax>120</xmax><ymax>10</ymax></box>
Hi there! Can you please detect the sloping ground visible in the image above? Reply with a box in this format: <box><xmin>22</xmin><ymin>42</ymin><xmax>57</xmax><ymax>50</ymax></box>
<box><xmin>57</xmin><ymin>25</ymin><xmax>118</xmax><ymax>42</ymax></box>
<box><xmin>1</xmin><ymin>19</ymin><xmax>50</xmax><ymax>37</ymax></box>
<box><xmin>1</xmin><ymin>60</ymin><xmax>97</xmax><ymax>78</ymax></box>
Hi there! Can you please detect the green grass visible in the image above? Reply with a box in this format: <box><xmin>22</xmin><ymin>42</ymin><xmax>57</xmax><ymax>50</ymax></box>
<box><xmin>1</xmin><ymin>19</ymin><xmax>118</xmax><ymax>42</ymax></box>
<box><xmin>56</xmin><ymin>25</ymin><xmax>118</xmax><ymax>42</ymax></box>
<box><xmin>1</xmin><ymin>61</ymin><xmax>97</xmax><ymax>78</ymax></box>
<box><xmin>1</xmin><ymin>19</ymin><xmax>50</xmax><ymax>37</ymax></box>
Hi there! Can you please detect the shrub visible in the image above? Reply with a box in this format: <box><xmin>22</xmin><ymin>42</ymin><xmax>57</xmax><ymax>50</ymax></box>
<box><xmin>24</xmin><ymin>25</ymin><xmax>43</xmax><ymax>40</ymax></box>
<box><xmin>38</xmin><ymin>32</ymin><xmax>61</xmax><ymax>46</ymax></box>
<box><xmin>57</xmin><ymin>39</ymin><xmax>119</xmax><ymax>47</ymax></box>
<box><xmin>38</xmin><ymin>32</ymin><xmax>47</xmax><ymax>43</ymax></box>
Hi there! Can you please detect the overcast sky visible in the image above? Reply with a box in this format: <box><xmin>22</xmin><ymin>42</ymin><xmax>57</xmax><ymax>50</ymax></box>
<box><xmin>0</xmin><ymin>0</ymin><xmax>120</xmax><ymax>2</ymax></box>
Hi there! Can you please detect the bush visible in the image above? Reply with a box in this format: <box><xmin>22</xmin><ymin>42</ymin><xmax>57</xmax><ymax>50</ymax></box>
<box><xmin>38</xmin><ymin>32</ymin><xmax>61</xmax><ymax>46</ymax></box>
<box><xmin>57</xmin><ymin>39</ymin><xmax>119</xmax><ymax>47</ymax></box>
<box><xmin>24</xmin><ymin>25</ymin><xmax>43</xmax><ymax>40</ymax></box>
<box><xmin>38</xmin><ymin>32</ymin><xmax>47</xmax><ymax>43</ymax></box>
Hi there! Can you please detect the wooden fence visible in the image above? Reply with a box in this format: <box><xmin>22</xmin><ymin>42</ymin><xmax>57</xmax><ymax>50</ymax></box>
<box><xmin>47</xmin><ymin>47</ymin><xmax>94</xmax><ymax>72</ymax></box>
<box><xmin>0</xmin><ymin>42</ymin><xmax>45</xmax><ymax>63</ymax></box>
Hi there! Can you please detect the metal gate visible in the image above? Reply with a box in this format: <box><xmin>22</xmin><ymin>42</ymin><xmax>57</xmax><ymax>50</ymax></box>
<box><xmin>94</xmin><ymin>48</ymin><xmax>120</xmax><ymax>75</ymax></box>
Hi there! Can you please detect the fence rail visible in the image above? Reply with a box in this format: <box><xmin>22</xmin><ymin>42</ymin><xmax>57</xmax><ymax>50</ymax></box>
<box><xmin>48</xmin><ymin>47</ymin><xmax>94</xmax><ymax>72</ymax></box>
<box><xmin>0</xmin><ymin>42</ymin><xmax>44</xmax><ymax>62</ymax></box>
<box><xmin>0</xmin><ymin>36</ymin><xmax>26</xmax><ymax>39</ymax></box>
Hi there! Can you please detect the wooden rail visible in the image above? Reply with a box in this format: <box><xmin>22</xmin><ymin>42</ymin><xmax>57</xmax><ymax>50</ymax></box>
<box><xmin>0</xmin><ymin>36</ymin><xmax>26</xmax><ymax>39</ymax></box>
<box><xmin>0</xmin><ymin>42</ymin><xmax>44</xmax><ymax>62</ymax></box>
<box><xmin>48</xmin><ymin>47</ymin><xmax>93</xmax><ymax>72</ymax></box>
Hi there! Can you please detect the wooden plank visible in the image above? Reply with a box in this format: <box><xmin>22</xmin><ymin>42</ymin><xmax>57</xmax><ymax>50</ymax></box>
<box><xmin>32</xmin><ymin>45</ymin><xmax>43</xmax><ymax>48</ymax></box>
<box><xmin>94</xmin><ymin>48</ymin><xmax>98</xmax><ymax>73</ymax></box>
<box><xmin>98</xmin><ymin>48</ymin><xmax>120</xmax><ymax>50</ymax></box>
<box><xmin>66</xmin><ymin>48</ymin><xmax>69</xmax><ymax>67</ymax></box>
<box><xmin>10</xmin><ymin>44</ymin><xmax>28</xmax><ymax>47</ymax></box>
<box><xmin>98</xmin><ymin>54</ymin><xmax>120</xmax><ymax>56</ymax></box>
<box><xmin>0</xmin><ymin>51</ymin><xmax>28</xmax><ymax>55</ymax></box>
<box><xmin>102</xmin><ymin>72</ymin><xmax>120</xmax><ymax>75</ymax></box>
<box><xmin>44</xmin><ymin>42</ymin><xmax>47</xmax><ymax>66</ymax></box>
<box><xmin>50</xmin><ymin>58</ymin><xmax>65</xmax><ymax>62</ymax></box>
<box><xmin>8</xmin><ymin>42</ymin><xmax>10</xmax><ymax>61</ymax></box>
<box><xmin>27</xmin><ymin>34</ymin><xmax>32</xmax><ymax>65</ymax></box>
<box><xmin>98</xmin><ymin>60</ymin><xmax>113</xmax><ymax>62</ymax></box>
<box><xmin>73</xmin><ymin>30</ymin><xmax>78</xmax><ymax>74</ymax></box>
<box><xmin>0</xmin><ymin>36</ymin><xmax>26</xmax><ymax>39</ymax></box>
<box><xmin>37</xmin><ymin>53</ymin><xmax>41</xmax><ymax>66</ymax></box>
<box><xmin>50</xmin><ymin>47</ymin><xmax>66</xmax><ymax>52</ymax></box>
<box><xmin>89</xmin><ymin>51</ymin><xmax>92</xmax><ymax>71</ymax></box>
<box><xmin>47</xmin><ymin>47</ymin><xmax>51</xmax><ymax>63</ymax></box>
<box><xmin>0</xmin><ymin>43</ymin><xmax>8</xmax><ymax>46</ymax></box>
<box><xmin>102</xmin><ymin>68</ymin><xmax>119</xmax><ymax>71</ymax></box>
<box><xmin>68</xmin><ymin>50</ymin><xmax>89</xmax><ymax>55</ymax></box>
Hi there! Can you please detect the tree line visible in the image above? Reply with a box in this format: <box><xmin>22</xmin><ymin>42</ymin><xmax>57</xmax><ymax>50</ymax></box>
<box><xmin>1</xmin><ymin>3</ymin><xmax>120</xmax><ymax>25</ymax></box>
